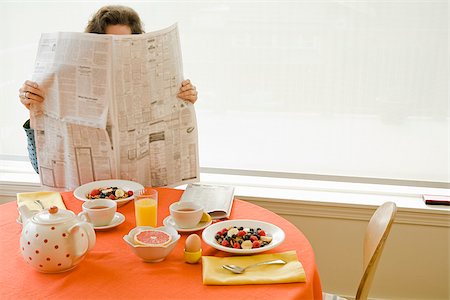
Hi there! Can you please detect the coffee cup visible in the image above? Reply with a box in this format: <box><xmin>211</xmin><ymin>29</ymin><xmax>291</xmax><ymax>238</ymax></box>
<box><xmin>79</xmin><ymin>199</ymin><xmax>117</xmax><ymax>227</ymax></box>
<box><xmin>169</xmin><ymin>202</ymin><xmax>204</xmax><ymax>229</ymax></box>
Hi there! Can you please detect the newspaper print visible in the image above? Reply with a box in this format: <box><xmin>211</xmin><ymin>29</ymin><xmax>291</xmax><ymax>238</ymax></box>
<box><xmin>31</xmin><ymin>24</ymin><xmax>199</xmax><ymax>190</ymax></box>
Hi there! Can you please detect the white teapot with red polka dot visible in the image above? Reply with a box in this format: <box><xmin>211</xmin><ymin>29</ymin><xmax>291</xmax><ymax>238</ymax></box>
<box><xmin>19</xmin><ymin>205</ymin><xmax>96</xmax><ymax>273</ymax></box>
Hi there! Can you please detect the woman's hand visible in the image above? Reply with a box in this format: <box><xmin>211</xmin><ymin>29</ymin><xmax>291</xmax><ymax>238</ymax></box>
<box><xmin>19</xmin><ymin>80</ymin><xmax>45</xmax><ymax>110</ymax></box>
<box><xmin>177</xmin><ymin>79</ymin><xmax>198</xmax><ymax>104</ymax></box>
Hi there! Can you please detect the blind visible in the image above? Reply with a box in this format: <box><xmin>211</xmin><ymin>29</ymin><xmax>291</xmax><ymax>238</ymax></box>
<box><xmin>1</xmin><ymin>1</ymin><xmax>448</xmax><ymax>184</ymax></box>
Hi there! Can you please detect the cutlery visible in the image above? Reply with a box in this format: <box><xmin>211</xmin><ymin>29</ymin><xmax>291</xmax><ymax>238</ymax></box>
<box><xmin>222</xmin><ymin>259</ymin><xmax>286</xmax><ymax>274</ymax></box>
<box><xmin>34</xmin><ymin>200</ymin><xmax>45</xmax><ymax>209</ymax></box>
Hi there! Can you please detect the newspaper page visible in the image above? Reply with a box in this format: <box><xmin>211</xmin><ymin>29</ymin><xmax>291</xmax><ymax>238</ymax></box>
<box><xmin>179</xmin><ymin>184</ymin><xmax>235</xmax><ymax>219</ymax></box>
<box><xmin>30</xmin><ymin>24</ymin><xmax>199</xmax><ymax>190</ymax></box>
<box><xmin>110</xmin><ymin>24</ymin><xmax>199</xmax><ymax>187</ymax></box>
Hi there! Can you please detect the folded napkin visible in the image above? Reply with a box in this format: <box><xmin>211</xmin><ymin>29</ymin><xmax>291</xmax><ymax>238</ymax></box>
<box><xmin>202</xmin><ymin>250</ymin><xmax>306</xmax><ymax>285</ymax></box>
<box><xmin>17</xmin><ymin>191</ymin><xmax>66</xmax><ymax>213</ymax></box>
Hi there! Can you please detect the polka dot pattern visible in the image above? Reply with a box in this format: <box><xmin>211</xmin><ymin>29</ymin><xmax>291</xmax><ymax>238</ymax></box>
<box><xmin>23</xmin><ymin>119</ymin><xmax>39</xmax><ymax>174</ymax></box>
<box><xmin>20</xmin><ymin>222</ymin><xmax>93</xmax><ymax>273</ymax></box>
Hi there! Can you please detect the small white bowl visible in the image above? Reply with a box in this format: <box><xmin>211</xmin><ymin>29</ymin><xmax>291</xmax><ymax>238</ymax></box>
<box><xmin>123</xmin><ymin>225</ymin><xmax>180</xmax><ymax>262</ymax></box>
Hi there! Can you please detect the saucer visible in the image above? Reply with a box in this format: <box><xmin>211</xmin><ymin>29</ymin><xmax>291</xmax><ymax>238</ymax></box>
<box><xmin>163</xmin><ymin>215</ymin><xmax>212</xmax><ymax>233</ymax></box>
<box><xmin>78</xmin><ymin>212</ymin><xmax>125</xmax><ymax>230</ymax></box>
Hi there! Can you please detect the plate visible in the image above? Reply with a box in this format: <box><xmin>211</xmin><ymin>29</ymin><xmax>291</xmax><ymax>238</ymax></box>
<box><xmin>163</xmin><ymin>215</ymin><xmax>212</xmax><ymax>233</ymax></box>
<box><xmin>78</xmin><ymin>212</ymin><xmax>125</xmax><ymax>230</ymax></box>
<box><xmin>73</xmin><ymin>180</ymin><xmax>144</xmax><ymax>207</ymax></box>
<box><xmin>202</xmin><ymin>219</ymin><xmax>285</xmax><ymax>254</ymax></box>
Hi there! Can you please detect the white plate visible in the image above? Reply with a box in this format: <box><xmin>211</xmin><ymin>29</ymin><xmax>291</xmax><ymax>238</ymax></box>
<box><xmin>163</xmin><ymin>215</ymin><xmax>212</xmax><ymax>233</ymax></box>
<box><xmin>78</xmin><ymin>212</ymin><xmax>125</xmax><ymax>230</ymax></box>
<box><xmin>73</xmin><ymin>180</ymin><xmax>144</xmax><ymax>207</ymax></box>
<box><xmin>202</xmin><ymin>219</ymin><xmax>285</xmax><ymax>254</ymax></box>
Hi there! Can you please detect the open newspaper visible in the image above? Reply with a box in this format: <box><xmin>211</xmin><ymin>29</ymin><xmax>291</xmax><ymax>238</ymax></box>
<box><xmin>179</xmin><ymin>184</ymin><xmax>235</xmax><ymax>219</ymax></box>
<box><xmin>30</xmin><ymin>24</ymin><xmax>199</xmax><ymax>190</ymax></box>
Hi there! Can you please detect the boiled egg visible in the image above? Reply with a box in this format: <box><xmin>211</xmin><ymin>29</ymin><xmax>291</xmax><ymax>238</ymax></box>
<box><xmin>185</xmin><ymin>233</ymin><xmax>201</xmax><ymax>252</ymax></box>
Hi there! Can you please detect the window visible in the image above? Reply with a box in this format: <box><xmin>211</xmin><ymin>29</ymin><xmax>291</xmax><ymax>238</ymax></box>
<box><xmin>1</xmin><ymin>1</ymin><xmax>448</xmax><ymax>187</ymax></box>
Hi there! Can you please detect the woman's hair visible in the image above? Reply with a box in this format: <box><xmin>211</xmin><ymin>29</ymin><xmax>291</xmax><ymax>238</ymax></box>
<box><xmin>85</xmin><ymin>5</ymin><xmax>145</xmax><ymax>34</ymax></box>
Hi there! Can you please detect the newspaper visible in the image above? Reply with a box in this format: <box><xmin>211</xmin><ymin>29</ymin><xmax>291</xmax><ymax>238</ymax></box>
<box><xmin>179</xmin><ymin>184</ymin><xmax>235</xmax><ymax>219</ymax></box>
<box><xmin>30</xmin><ymin>24</ymin><xmax>199</xmax><ymax>190</ymax></box>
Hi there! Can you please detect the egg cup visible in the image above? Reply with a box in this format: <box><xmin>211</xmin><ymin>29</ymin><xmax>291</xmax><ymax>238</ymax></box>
<box><xmin>184</xmin><ymin>248</ymin><xmax>202</xmax><ymax>264</ymax></box>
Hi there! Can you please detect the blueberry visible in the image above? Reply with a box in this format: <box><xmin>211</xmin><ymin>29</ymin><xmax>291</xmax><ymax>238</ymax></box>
<box><xmin>215</xmin><ymin>234</ymin><xmax>220</xmax><ymax>240</ymax></box>
<box><xmin>232</xmin><ymin>234</ymin><xmax>237</xmax><ymax>238</ymax></box>
<box><xmin>238</xmin><ymin>240</ymin><xmax>243</xmax><ymax>244</ymax></box>
<box><xmin>238</xmin><ymin>227</ymin><xmax>243</xmax><ymax>230</ymax></box>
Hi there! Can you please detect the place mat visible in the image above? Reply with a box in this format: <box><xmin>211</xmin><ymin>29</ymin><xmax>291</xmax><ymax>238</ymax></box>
<box><xmin>202</xmin><ymin>250</ymin><xmax>306</xmax><ymax>285</ymax></box>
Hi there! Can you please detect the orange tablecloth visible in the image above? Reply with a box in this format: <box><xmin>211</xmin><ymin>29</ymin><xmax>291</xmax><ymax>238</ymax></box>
<box><xmin>0</xmin><ymin>188</ymin><xmax>322</xmax><ymax>300</ymax></box>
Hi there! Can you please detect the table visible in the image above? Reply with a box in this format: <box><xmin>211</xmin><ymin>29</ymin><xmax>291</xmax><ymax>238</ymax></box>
<box><xmin>0</xmin><ymin>188</ymin><xmax>322</xmax><ymax>299</ymax></box>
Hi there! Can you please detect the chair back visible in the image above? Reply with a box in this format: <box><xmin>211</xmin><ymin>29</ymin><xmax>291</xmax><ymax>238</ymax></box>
<box><xmin>355</xmin><ymin>202</ymin><xmax>397</xmax><ymax>300</ymax></box>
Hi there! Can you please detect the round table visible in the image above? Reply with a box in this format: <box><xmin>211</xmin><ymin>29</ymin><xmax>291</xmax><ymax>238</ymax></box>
<box><xmin>0</xmin><ymin>187</ymin><xmax>322</xmax><ymax>299</ymax></box>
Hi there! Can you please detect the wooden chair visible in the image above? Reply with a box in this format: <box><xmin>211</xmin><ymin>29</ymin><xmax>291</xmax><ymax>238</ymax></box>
<box><xmin>323</xmin><ymin>202</ymin><xmax>397</xmax><ymax>300</ymax></box>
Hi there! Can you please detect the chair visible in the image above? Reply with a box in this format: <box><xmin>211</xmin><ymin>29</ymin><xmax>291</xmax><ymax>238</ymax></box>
<box><xmin>323</xmin><ymin>202</ymin><xmax>397</xmax><ymax>300</ymax></box>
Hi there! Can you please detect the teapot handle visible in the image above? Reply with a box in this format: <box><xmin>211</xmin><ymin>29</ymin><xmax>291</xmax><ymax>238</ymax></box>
<box><xmin>68</xmin><ymin>222</ymin><xmax>96</xmax><ymax>262</ymax></box>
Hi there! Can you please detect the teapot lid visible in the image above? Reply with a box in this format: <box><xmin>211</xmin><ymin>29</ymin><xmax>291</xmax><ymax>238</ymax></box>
<box><xmin>32</xmin><ymin>206</ymin><xmax>75</xmax><ymax>225</ymax></box>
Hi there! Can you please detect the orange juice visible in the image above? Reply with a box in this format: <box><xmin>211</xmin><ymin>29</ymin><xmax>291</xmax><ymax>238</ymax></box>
<box><xmin>135</xmin><ymin>198</ymin><xmax>157</xmax><ymax>227</ymax></box>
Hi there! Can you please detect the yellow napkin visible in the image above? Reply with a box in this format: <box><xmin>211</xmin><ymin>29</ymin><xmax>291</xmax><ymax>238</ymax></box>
<box><xmin>17</xmin><ymin>191</ymin><xmax>66</xmax><ymax>212</ymax></box>
<box><xmin>202</xmin><ymin>250</ymin><xmax>306</xmax><ymax>285</ymax></box>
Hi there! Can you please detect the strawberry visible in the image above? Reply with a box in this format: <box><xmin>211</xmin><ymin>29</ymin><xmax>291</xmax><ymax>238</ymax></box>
<box><xmin>250</xmin><ymin>235</ymin><xmax>258</xmax><ymax>242</ymax></box>
<box><xmin>233</xmin><ymin>242</ymin><xmax>241</xmax><ymax>249</ymax></box>
<box><xmin>109</xmin><ymin>194</ymin><xmax>116</xmax><ymax>200</ymax></box>
<box><xmin>252</xmin><ymin>241</ymin><xmax>261</xmax><ymax>248</ymax></box>
<box><xmin>127</xmin><ymin>190</ymin><xmax>134</xmax><ymax>196</ymax></box>
<box><xmin>90</xmin><ymin>189</ymin><xmax>100</xmax><ymax>197</ymax></box>
<box><xmin>237</xmin><ymin>230</ymin><xmax>246</xmax><ymax>237</ymax></box>
<box><xmin>257</xmin><ymin>229</ymin><xmax>266</xmax><ymax>236</ymax></box>
<box><xmin>221</xmin><ymin>240</ymin><xmax>230</xmax><ymax>247</ymax></box>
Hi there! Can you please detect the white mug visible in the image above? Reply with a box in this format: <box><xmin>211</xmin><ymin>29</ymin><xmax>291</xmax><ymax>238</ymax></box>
<box><xmin>79</xmin><ymin>199</ymin><xmax>117</xmax><ymax>227</ymax></box>
<box><xmin>169</xmin><ymin>202</ymin><xmax>204</xmax><ymax>228</ymax></box>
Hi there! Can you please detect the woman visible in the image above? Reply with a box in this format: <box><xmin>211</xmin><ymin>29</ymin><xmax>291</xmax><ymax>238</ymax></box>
<box><xmin>19</xmin><ymin>5</ymin><xmax>198</xmax><ymax>173</ymax></box>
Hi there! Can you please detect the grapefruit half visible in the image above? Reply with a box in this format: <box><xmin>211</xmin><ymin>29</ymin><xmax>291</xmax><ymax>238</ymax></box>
<box><xmin>134</xmin><ymin>229</ymin><xmax>172</xmax><ymax>247</ymax></box>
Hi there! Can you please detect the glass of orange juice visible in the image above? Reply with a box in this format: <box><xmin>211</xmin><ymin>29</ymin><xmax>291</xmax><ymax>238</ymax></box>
<box><xmin>134</xmin><ymin>188</ymin><xmax>158</xmax><ymax>227</ymax></box>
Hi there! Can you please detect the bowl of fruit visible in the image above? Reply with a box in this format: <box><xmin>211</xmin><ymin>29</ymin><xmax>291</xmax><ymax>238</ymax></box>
<box><xmin>73</xmin><ymin>179</ymin><xmax>144</xmax><ymax>207</ymax></box>
<box><xmin>123</xmin><ymin>225</ymin><xmax>180</xmax><ymax>262</ymax></box>
<box><xmin>202</xmin><ymin>219</ymin><xmax>285</xmax><ymax>254</ymax></box>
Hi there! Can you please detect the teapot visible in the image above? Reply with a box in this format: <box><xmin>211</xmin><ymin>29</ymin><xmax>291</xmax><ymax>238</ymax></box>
<box><xmin>19</xmin><ymin>205</ymin><xmax>96</xmax><ymax>273</ymax></box>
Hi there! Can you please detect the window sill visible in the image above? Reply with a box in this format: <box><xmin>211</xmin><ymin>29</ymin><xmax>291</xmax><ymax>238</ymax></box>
<box><xmin>1</xmin><ymin>160</ymin><xmax>449</xmax><ymax>226</ymax></box>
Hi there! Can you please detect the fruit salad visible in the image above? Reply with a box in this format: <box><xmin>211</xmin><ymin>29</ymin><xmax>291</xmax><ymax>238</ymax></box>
<box><xmin>214</xmin><ymin>226</ymin><xmax>272</xmax><ymax>249</ymax></box>
<box><xmin>86</xmin><ymin>187</ymin><xmax>133</xmax><ymax>200</ymax></box>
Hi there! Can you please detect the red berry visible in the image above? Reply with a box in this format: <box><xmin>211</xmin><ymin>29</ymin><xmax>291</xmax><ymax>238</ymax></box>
<box><xmin>127</xmin><ymin>190</ymin><xmax>133</xmax><ymax>196</ymax></box>
<box><xmin>250</xmin><ymin>235</ymin><xmax>258</xmax><ymax>242</ymax></box>
<box><xmin>109</xmin><ymin>194</ymin><xmax>116</xmax><ymax>200</ymax></box>
<box><xmin>90</xmin><ymin>189</ymin><xmax>100</xmax><ymax>197</ymax></box>
<box><xmin>221</xmin><ymin>240</ymin><xmax>230</xmax><ymax>247</ymax></box>
<box><xmin>252</xmin><ymin>241</ymin><xmax>261</xmax><ymax>248</ymax></box>
<box><xmin>257</xmin><ymin>230</ymin><xmax>266</xmax><ymax>236</ymax></box>
<box><xmin>220</xmin><ymin>228</ymin><xmax>228</xmax><ymax>235</ymax></box>
<box><xmin>237</xmin><ymin>230</ymin><xmax>246</xmax><ymax>237</ymax></box>
<box><xmin>233</xmin><ymin>242</ymin><xmax>241</xmax><ymax>249</ymax></box>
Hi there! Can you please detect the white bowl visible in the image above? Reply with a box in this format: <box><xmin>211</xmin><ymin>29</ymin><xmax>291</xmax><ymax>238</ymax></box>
<box><xmin>123</xmin><ymin>225</ymin><xmax>180</xmax><ymax>262</ymax></box>
<box><xmin>74</xmin><ymin>180</ymin><xmax>144</xmax><ymax>207</ymax></box>
<box><xmin>202</xmin><ymin>219</ymin><xmax>285</xmax><ymax>254</ymax></box>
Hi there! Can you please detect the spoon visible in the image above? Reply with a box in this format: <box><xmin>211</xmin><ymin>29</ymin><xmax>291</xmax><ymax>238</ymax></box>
<box><xmin>222</xmin><ymin>259</ymin><xmax>286</xmax><ymax>274</ymax></box>
<box><xmin>34</xmin><ymin>200</ymin><xmax>45</xmax><ymax>210</ymax></box>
